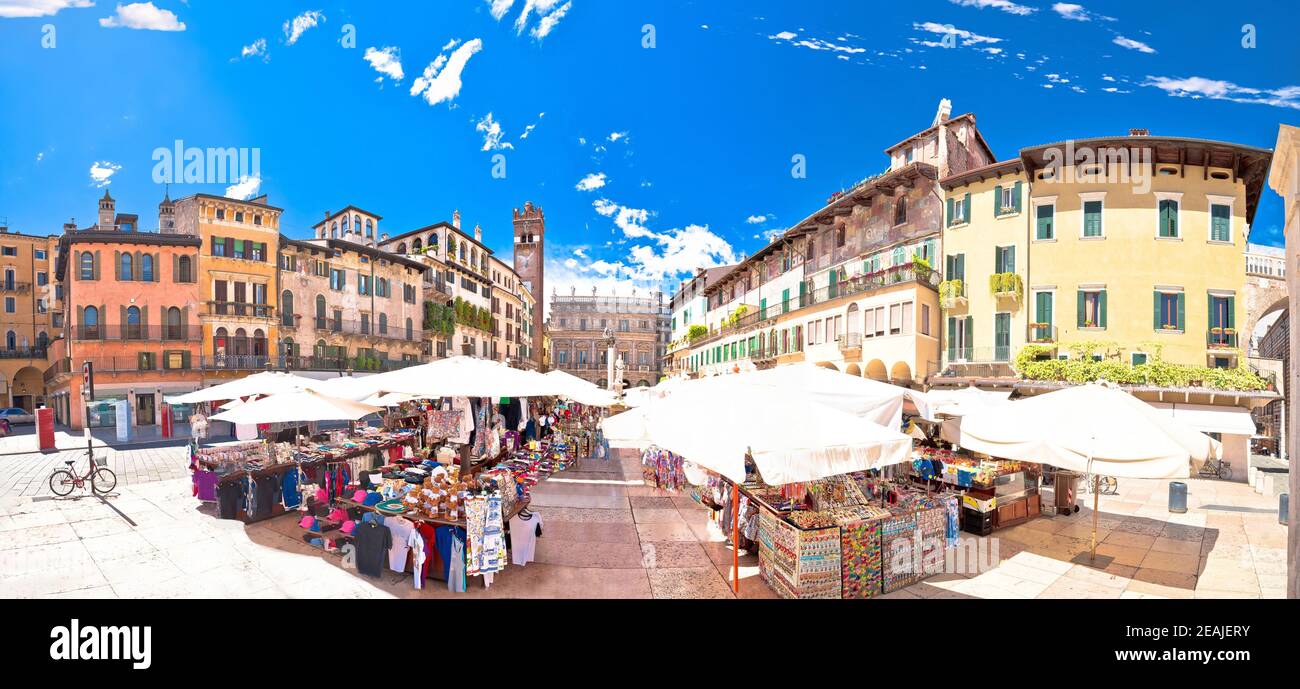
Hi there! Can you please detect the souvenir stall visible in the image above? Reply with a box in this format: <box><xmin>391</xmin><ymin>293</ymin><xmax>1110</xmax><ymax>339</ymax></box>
<box><xmin>190</xmin><ymin>440</ymin><xmax>302</xmax><ymax>523</ymax></box>
<box><xmin>910</xmin><ymin>445</ymin><xmax>1043</xmax><ymax>536</ymax></box>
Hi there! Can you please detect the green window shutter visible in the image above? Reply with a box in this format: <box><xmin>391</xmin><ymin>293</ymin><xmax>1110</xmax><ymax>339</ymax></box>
<box><xmin>992</xmin><ymin>185</ymin><xmax>1003</xmax><ymax>217</ymax></box>
<box><xmin>1077</xmin><ymin>290</ymin><xmax>1085</xmax><ymax>327</ymax></box>
<box><xmin>181</xmin><ymin>351</ymin><xmax>191</xmax><ymax>369</ymax></box>
<box><xmin>1013</xmin><ymin>181</ymin><xmax>1023</xmax><ymax>213</ymax></box>
<box><xmin>1177</xmin><ymin>293</ymin><xmax>1186</xmax><ymax>330</ymax></box>
<box><xmin>782</xmin><ymin>288</ymin><xmax>790</xmax><ymax>313</ymax></box>
<box><xmin>1084</xmin><ymin>201</ymin><xmax>1102</xmax><ymax>237</ymax></box>
<box><xmin>963</xmin><ymin>193</ymin><xmax>972</xmax><ymax>223</ymax></box>
<box><xmin>947</xmin><ymin>318</ymin><xmax>956</xmax><ymax>360</ymax></box>
<box><xmin>1037</xmin><ymin>205</ymin><xmax>1053</xmax><ymax>239</ymax></box>
<box><xmin>1207</xmin><ymin>293</ymin><xmax>1215</xmax><ymax>330</ymax></box>
<box><xmin>1211</xmin><ymin>205</ymin><xmax>1230</xmax><ymax>241</ymax></box>
<box><xmin>1154</xmin><ymin>292</ymin><xmax>1162</xmax><ymax>330</ymax></box>
<box><xmin>1007</xmin><ymin>245</ymin><xmax>1016</xmax><ymax>273</ymax></box>
<box><xmin>1099</xmin><ymin>290</ymin><xmax>1107</xmax><ymax>328</ymax></box>
<box><xmin>993</xmin><ymin>247</ymin><xmax>1003</xmax><ymax>274</ymax></box>
<box><xmin>945</xmin><ymin>255</ymin><xmax>954</xmax><ymax>278</ymax></box>
<box><xmin>759</xmin><ymin>297</ymin><xmax>766</xmax><ymax>320</ymax></box>
<box><xmin>799</xmin><ymin>280</ymin><xmax>806</xmax><ymax>307</ymax></box>
<box><xmin>964</xmin><ymin>316</ymin><xmax>974</xmax><ymax>359</ymax></box>
<box><xmin>946</xmin><ymin>197</ymin><xmax>955</xmax><ymax>227</ymax></box>
<box><xmin>1227</xmin><ymin>295</ymin><xmax>1236</xmax><ymax>329</ymax></box>
<box><xmin>956</xmin><ymin>254</ymin><xmax>965</xmax><ymax>292</ymax></box>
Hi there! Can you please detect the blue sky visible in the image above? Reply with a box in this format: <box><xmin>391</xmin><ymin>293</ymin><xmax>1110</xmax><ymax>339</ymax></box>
<box><xmin>1</xmin><ymin>0</ymin><xmax>1297</xmax><ymax>308</ymax></box>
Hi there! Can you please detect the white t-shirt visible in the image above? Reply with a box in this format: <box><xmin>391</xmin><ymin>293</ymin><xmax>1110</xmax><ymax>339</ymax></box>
<box><xmin>386</xmin><ymin>516</ymin><xmax>415</xmax><ymax>572</ymax></box>
<box><xmin>509</xmin><ymin>512</ymin><xmax>543</xmax><ymax>566</ymax></box>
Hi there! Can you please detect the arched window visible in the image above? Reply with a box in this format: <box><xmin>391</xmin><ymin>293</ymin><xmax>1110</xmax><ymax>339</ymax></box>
<box><xmin>396</xmin><ymin>242</ymin><xmax>407</xmax><ymax>254</ymax></box>
<box><xmin>253</xmin><ymin>328</ymin><xmax>267</xmax><ymax>357</ymax></box>
<box><xmin>234</xmin><ymin>328</ymin><xmax>248</xmax><ymax>356</ymax></box>
<box><xmin>281</xmin><ymin>290</ymin><xmax>294</xmax><ymax>326</ymax></box>
<box><xmin>5</xmin><ymin>331</ymin><xmax>13</xmax><ymax>351</ymax></box>
<box><xmin>214</xmin><ymin>327</ymin><xmax>228</xmax><ymax>357</ymax></box>
<box><xmin>366</xmin><ymin>219</ymin><xmax>374</xmax><ymax>237</ymax></box>
<box><xmin>37</xmin><ymin>331</ymin><xmax>49</xmax><ymax>351</ymax></box>
<box><xmin>315</xmin><ymin>339</ymin><xmax>328</xmax><ymax>359</ymax></box>
<box><xmin>894</xmin><ymin>197</ymin><xmax>907</xmax><ymax>225</ymax></box>
<box><xmin>281</xmin><ymin>337</ymin><xmax>296</xmax><ymax>362</ymax></box>
<box><xmin>120</xmin><ymin>253</ymin><xmax>133</xmax><ymax>280</ymax></box>
<box><xmin>166</xmin><ymin>306</ymin><xmax>182</xmax><ymax>340</ymax></box>
<box><xmin>315</xmin><ymin>295</ymin><xmax>326</xmax><ymax>329</ymax></box>
<box><xmin>355</xmin><ymin>216</ymin><xmax>363</xmax><ymax>236</ymax></box>
<box><xmin>406</xmin><ymin>317</ymin><xmax>414</xmax><ymax>341</ymax></box>
<box><xmin>80</xmin><ymin>252</ymin><xmax>94</xmax><ymax>280</ymax></box>
<box><xmin>847</xmin><ymin>303</ymin><xmax>860</xmax><ymax>338</ymax></box>
<box><xmin>126</xmin><ymin>306</ymin><xmax>141</xmax><ymax>339</ymax></box>
<box><xmin>412</xmin><ymin>238</ymin><xmax>423</xmax><ymax>252</ymax></box>
<box><xmin>331</xmin><ymin>221</ymin><xmax>338</xmax><ymax>238</ymax></box>
<box><xmin>429</xmin><ymin>234</ymin><xmax>438</xmax><ymax>250</ymax></box>
<box><xmin>379</xmin><ymin>313</ymin><xmax>388</xmax><ymax>335</ymax></box>
<box><xmin>141</xmin><ymin>254</ymin><xmax>154</xmax><ymax>281</ymax></box>
<box><xmin>82</xmin><ymin>305</ymin><xmax>99</xmax><ymax>339</ymax></box>
<box><xmin>178</xmin><ymin>255</ymin><xmax>192</xmax><ymax>282</ymax></box>
<box><xmin>341</xmin><ymin>216</ymin><xmax>350</xmax><ymax>233</ymax></box>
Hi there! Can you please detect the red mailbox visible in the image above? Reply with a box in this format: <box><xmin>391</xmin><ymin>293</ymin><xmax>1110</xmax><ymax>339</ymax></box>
<box><xmin>36</xmin><ymin>407</ymin><xmax>56</xmax><ymax>451</ymax></box>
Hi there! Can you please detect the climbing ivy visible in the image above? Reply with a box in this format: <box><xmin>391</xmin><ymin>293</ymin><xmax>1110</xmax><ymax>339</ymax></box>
<box><xmin>1014</xmin><ymin>344</ymin><xmax>1268</xmax><ymax>392</ymax></box>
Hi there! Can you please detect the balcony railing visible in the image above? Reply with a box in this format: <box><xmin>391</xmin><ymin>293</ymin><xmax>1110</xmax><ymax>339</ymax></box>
<box><xmin>41</xmin><ymin>356</ymin><xmax>199</xmax><ymax>374</ymax></box>
<box><xmin>279</xmin><ymin>355</ymin><xmax>423</xmax><ymax>373</ymax></box>
<box><xmin>0</xmin><ymin>281</ymin><xmax>32</xmax><ymax>294</ymax></box>
<box><xmin>45</xmin><ymin>357</ymin><xmax>72</xmax><ymax>384</ymax></box>
<box><xmin>71</xmin><ymin>325</ymin><xmax>204</xmax><ymax>342</ymax></box>
<box><xmin>0</xmin><ymin>346</ymin><xmax>48</xmax><ymax>359</ymax></box>
<box><xmin>293</xmin><ymin>317</ymin><xmax>420</xmax><ymax>343</ymax></box>
<box><xmin>945</xmin><ymin>346</ymin><xmax>1013</xmax><ymax>365</ymax></box>
<box><xmin>206</xmin><ymin>301</ymin><xmax>275</xmax><ymax>318</ymax></box>
<box><xmin>1207</xmin><ymin>329</ymin><xmax>1239</xmax><ymax>349</ymax></box>
<box><xmin>1027</xmin><ymin>323</ymin><xmax>1058</xmax><ymax>344</ymax></box>
<box><xmin>692</xmin><ymin>263</ymin><xmax>939</xmax><ymax>349</ymax></box>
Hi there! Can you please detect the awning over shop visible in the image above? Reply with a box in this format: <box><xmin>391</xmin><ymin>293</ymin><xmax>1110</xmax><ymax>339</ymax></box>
<box><xmin>1148</xmin><ymin>402</ymin><xmax>1257</xmax><ymax>436</ymax></box>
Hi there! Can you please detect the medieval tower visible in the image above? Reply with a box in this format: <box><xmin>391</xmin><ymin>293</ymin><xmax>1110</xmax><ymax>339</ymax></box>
<box><xmin>512</xmin><ymin>201</ymin><xmax>545</xmax><ymax>366</ymax></box>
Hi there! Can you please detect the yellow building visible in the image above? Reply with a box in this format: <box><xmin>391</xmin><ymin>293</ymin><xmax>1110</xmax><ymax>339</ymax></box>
<box><xmin>0</xmin><ymin>226</ymin><xmax>60</xmax><ymax>410</ymax></box>
<box><xmin>173</xmin><ymin>193</ymin><xmax>282</xmax><ymax>379</ymax></box>
<box><xmin>938</xmin><ymin>133</ymin><xmax>1277</xmax><ymax>480</ymax></box>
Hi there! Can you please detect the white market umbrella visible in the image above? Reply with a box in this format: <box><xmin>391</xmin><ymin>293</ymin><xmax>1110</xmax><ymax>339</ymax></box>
<box><xmin>362</xmin><ymin>391</ymin><xmax>421</xmax><ymax>407</ymax></box>
<box><xmin>542</xmin><ymin>370</ymin><xmax>617</xmax><ymax>406</ymax></box>
<box><xmin>619</xmin><ymin>376</ymin><xmax>913</xmax><ymax>485</ymax></box>
<box><xmin>167</xmin><ymin>371</ymin><xmax>314</xmax><ymax>404</ymax></box>
<box><xmin>218</xmin><ymin>396</ymin><xmax>254</xmax><ymax>410</ymax></box>
<box><xmin>603</xmin><ymin>406</ymin><xmax>653</xmax><ymax>449</ymax></box>
<box><xmin>210</xmin><ymin>389</ymin><xmax>383</xmax><ymax>425</ymax></box>
<box><xmin>927</xmin><ymin>385</ymin><xmax>1013</xmax><ymax>417</ymax></box>
<box><xmin>734</xmin><ymin>364</ymin><xmax>933</xmax><ymax>424</ymax></box>
<box><xmin>955</xmin><ymin>382</ymin><xmax>1221</xmax><ymax>561</ymax></box>
<box><xmin>360</xmin><ymin>356</ymin><xmax>554</xmax><ymax>398</ymax></box>
<box><xmin>307</xmin><ymin>375</ymin><xmax>383</xmax><ymax>402</ymax></box>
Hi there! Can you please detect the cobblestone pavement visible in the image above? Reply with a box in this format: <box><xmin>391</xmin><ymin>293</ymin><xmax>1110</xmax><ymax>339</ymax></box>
<box><xmin>0</xmin><ymin>442</ymin><xmax>1287</xmax><ymax>598</ymax></box>
<box><xmin>0</xmin><ymin>432</ymin><xmax>191</xmax><ymax>499</ymax></box>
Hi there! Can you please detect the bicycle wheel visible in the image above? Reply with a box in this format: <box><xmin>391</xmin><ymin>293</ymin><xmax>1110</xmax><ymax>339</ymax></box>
<box><xmin>1217</xmin><ymin>464</ymin><xmax>1232</xmax><ymax>481</ymax></box>
<box><xmin>91</xmin><ymin>468</ymin><xmax>118</xmax><ymax>495</ymax></box>
<box><xmin>1100</xmin><ymin>476</ymin><xmax>1118</xmax><ymax>494</ymax></box>
<box><xmin>49</xmin><ymin>470</ymin><xmax>77</xmax><ymax>497</ymax></box>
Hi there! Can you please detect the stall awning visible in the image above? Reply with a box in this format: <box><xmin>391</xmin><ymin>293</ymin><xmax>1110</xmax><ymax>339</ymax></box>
<box><xmin>1149</xmin><ymin>403</ymin><xmax>1257</xmax><ymax>436</ymax></box>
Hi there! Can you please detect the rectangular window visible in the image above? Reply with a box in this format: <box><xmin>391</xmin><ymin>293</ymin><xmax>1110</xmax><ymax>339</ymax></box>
<box><xmin>1158</xmin><ymin>199</ymin><xmax>1179</xmax><ymax>237</ymax></box>
<box><xmin>1083</xmin><ymin>200</ymin><xmax>1103</xmax><ymax>237</ymax></box>
<box><xmin>37</xmin><ymin>271</ymin><xmax>48</xmax><ymax>286</ymax></box>
<box><xmin>212</xmin><ymin>237</ymin><xmax>227</xmax><ymax>257</ymax></box>
<box><xmin>35</xmin><ymin>249</ymin><xmax>47</xmax><ymax>260</ymax></box>
<box><xmin>330</xmin><ymin>269</ymin><xmax>346</xmax><ymax>291</ymax></box>
<box><xmin>901</xmin><ymin>301</ymin><xmax>914</xmax><ymax>334</ymax></box>
<box><xmin>233</xmin><ymin>239</ymin><xmax>245</xmax><ymax>260</ymax></box>
<box><xmin>250</xmin><ymin>242</ymin><xmax>265</xmax><ymax>261</ymax></box>
<box><xmin>4</xmin><ymin>297</ymin><xmax>13</xmax><ymax>313</ymax></box>
<box><xmin>1210</xmin><ymin>204</ymin><xmax>1231</xmax><ymax>242</ymax></box>
<box><xmin>994</xmin><ymin>246</ymin><xmax>1016</xmax><ymax>274</ymax></box>
<box><xmin>920</xmin><ymin>304</ymin><xmax>931</xmax><ymax>336</ymax></box>
<box><xmin>359</xmin><ymin>275</ymin><xmax>371</xmax><ymax>296</ymax></box>
<box><xmin>1035</xmin><ymin>204</ymin><xmax>1055</xmax><ymax>240</ymax></box>
<box><xmin>994</xmin><ymin>313</ymin><xmax>1011</xmax><ymax>362</ymax></box>
<box><xmin>1156</xmin><ymin>292</ymin><xmax>1183</xmax><ymax>330</ymax></box>
<box><xmin>889</xmin><ymin>304</ymin><xmax>902</xmax><ymax>335</ymax></box>
<box><xmin>1131</xmin><ymin>352</ymin><xmax>1148</xmax><ymax>366</ymax></box>
<box><xmin>1078</xmin><ymin>289</ymin><xmax>1106</xmax><ymax>328</ymax></box>
<box><xmin>1</xmin><ymin>246</ymin><xmax>16</xmax><ymax>257</ymax></box>
<box><xmin>1032</xmin><ymin>291</ymin><xmax>1054</xmax><ymax>342</ymax></box>
<box><xmin>864</xmin><ymin>310</ymin><xmax>876</xmax><ymax>339</ymax></box>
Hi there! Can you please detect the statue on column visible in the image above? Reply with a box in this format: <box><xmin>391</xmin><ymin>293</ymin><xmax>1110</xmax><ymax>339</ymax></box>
<box><xmin>614</xmin><ymin>355</ymin><xmax>626</xmax><ymax>400</ymax></box>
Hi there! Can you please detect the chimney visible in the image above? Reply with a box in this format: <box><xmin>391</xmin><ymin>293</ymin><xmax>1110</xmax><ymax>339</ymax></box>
<box><xmin>64</xmin><ymin>219</ymin><xmax>77</xmax><ymax>233</ymax></box>
<box><xmin>453</xmin><ymin>209</ymin><xmax>461</xmax><ymax>229</ymax></box>
<box><xmin>380</xmin><ymin>232</ymin><xmax>389</xmax><ymax>241</ymax></box>
<box><xmin>474</xmin><ymin>223</ymin><xmax>482</xmax><ymax>243</ymax></box>
<box><xmin>1129</xmin><ymin>128</ymin><xmax>1150</xmax><ymax>136</ymax></box>
<box><xmin>932</xmin><ymin>98</ymin><xmax>953</xmax><ymax>127</ymax></box>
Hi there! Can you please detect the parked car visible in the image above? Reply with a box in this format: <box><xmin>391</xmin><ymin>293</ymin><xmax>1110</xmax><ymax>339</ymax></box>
<box><xmin>0</xmin><ymin>407</ymin><xmax>34</xmax><ymax>424</ymax></box>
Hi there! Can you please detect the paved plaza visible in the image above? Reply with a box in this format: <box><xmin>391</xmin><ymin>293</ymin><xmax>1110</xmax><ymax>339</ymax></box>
<box><xmin>0</xmin><ymin>446</ymin><xmax>1289</xmax><ymax>599</ymax></box>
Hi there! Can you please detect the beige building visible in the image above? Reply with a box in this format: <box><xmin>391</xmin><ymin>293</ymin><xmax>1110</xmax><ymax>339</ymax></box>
<box><xmin>0</xmin><ymin>224</ymin><xmax>60</xmax><ymax>411</ymax></box>
<box><xmin>548</xmin><ymin>290</ymin><xmax>669</xmax><ymax>388</ymax></box>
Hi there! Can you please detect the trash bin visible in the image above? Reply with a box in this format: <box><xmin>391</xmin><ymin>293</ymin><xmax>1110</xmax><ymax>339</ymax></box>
<box><xmin>1054</xmin><ymin>470</ymin><xmax>1078</xmax><ymax>515</ymax></box>
<box><xmin>1281</xmin><ymin>493</ymin><xmax>1290</xmax><ymax>526</ymax></box>
<box><xmin>1169</xmin><ymin>481</ymin><xmax>1187</xmax><ymax>514</ymax></box>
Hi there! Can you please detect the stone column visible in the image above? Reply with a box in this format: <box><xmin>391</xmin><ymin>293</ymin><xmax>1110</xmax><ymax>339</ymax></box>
<box><xmin>1270</xmin><ymin>124</ymin><xmax>1300</xmax><ymax>599</ymax></box>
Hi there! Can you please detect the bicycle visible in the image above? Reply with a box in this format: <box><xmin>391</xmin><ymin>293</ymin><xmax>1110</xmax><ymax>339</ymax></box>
<box><xmin>48</xmin><ymin>451</ymin><xmax>117</xmax><ymax>497</ymax></box>
<box><xmin>1077</xmin><ymin>471</ymin><xmax>1118</xmax><ymax>496</ymax></box>
<box><xmin>1198</xmin><ymin>457</ymin><xmax>1233</xmax><ymax>481</ymax></box>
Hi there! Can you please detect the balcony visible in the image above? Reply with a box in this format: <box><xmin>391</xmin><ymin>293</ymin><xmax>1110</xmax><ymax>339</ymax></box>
<box><xmin>1207</xmin><ymin>328</ymin><xmax>1239</xmax><ymax>350</ymax></box>
<box><xmin>1028</xmin><ymin>323</ymin><xmax>1057</xmax><ymax>344</ymax></box>
<box><xmin>206</xmin><ymin>301</ymin><xmax>274</xmax><ymax>319</ymax></box>
<box><xmin>71</xmin><ymin>325</ymin><xmax>204</xmax><ymax>342</ymax></box>
<box><xmin>44</xmin><ymin>356</ymin><xmax>72</xmax><ymax>385</ymax></box>
<box><xmin>943</xmin><ymin>346</ymin><xmax>1015</xmax><ymax>378</ymax></box>
<box><xmin>939</xmin><ymin>279</ymin><xmax>967</xmax><ymax>310</ymax></box>
<box><xmin>300</xmin><ymin>318</ymin><xmax>420</xmax><ymax>344</ymax></box>
<box><xmin>837</xmin><ymin>332</ymin><xmax>863</xmax><ymax>351</ymax></box>
<box><xmin>45</xmin><ymin>355</ymin><xmax>199</xmax><ymax>375</ymax></box>
<box><xmin>279</xmin><ymin>355</ymin><xmax>422</xmax><ymax>373</ymax></box>
<box><xmin>0</xmin><ymin>346</ymin><xmax>48</xmax><ymax>359</ymax></box>
<box><xmin>693</xmin><ymin>263</ymin><xmax>939</xmax><ymax>349</ymax></box>
<box><xmin>0</xmin><ymin>281</ymin><xmax>32</xmax><ymax>295</ymax></box>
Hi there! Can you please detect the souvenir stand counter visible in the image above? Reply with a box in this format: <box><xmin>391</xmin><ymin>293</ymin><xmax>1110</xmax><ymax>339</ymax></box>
<box><xmin>191</xmin><ymin>441</ymin><xmax>299</xmax><ymax>523</ymax></box>
<box><xmin>910</xmin><ymin>446</ymin><xmax>1043</xmax><ymax>536</ymax></box>
<box><xmin>734</xmin><ymin>472</ymin><xmax>962</xmax><ymax>599</ymax></box>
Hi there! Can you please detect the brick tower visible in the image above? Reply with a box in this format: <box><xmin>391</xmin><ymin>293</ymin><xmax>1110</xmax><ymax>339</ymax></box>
<box><xmin>513</xmin><ymin>201</ymin><xmax>545</xmax><ymax>367</ymax></box>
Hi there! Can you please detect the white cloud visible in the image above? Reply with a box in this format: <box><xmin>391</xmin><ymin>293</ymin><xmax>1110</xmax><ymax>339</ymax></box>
<box><xmin>587</xmin><ymin>198</ymin><xmax>739</xmax><ymax>288</ymax></box>
<box><xmin>531</xmin><ymin>1</ymin><xmax>570</xmax><ymax>39</ymax></box>
<box><xmin>949</xmin><ymin>0</ymin><xmax>1036</xmax><ymax>16</ymax></box>
<box><xmin>225</xmin><ymin>174</ymin><xmax>262</xmax><ymax>200</ymax></box>
<box><xmin>768</xmin><ymin>30</ymin><xmax>868</xmax><ymax>57</ymax></box>
<box><xmin>35</xmin><ymin>151</ymin><xmax>44</xmax><ymax>162</ymax></box>
<box><xmin>486</xmin><ymin>0</ymin><xmax>514</xmax><ymax>21</ymax></box>
<box><xmin>912</xmin><ymin>21</ymin><xmax>1003</xmax><ymax>46</ymax></box>
<box><xmin>475</xmin><ymin>112</ymin><xmax>514</xmax><ymax>151</ymax></box>
<box><xmin>575</xmin><ymin>173</ymin><xmax>607</xmax><ymax>191</ymax></box>
<box><xmin>1102</xmin><ymin>74</ymin><xmax>1116</xmax><ymax>82</ymax></box>
<box><xmin>563</xmin><ymin>258</ymin><xmax>578</xmax><ymax>269</ymax></box>
<box><xmin>409</xmin><ymin>38</ymin><xmax>483</xmax><ymax>107</ymax></box>
<box><xmin>607</xmin><ymin>131</ymin><xmax>628</xmax><ymax>142</ymax></box>
<box><xmin>235</xmin><ymin>38</ymin><xmax>268</xmax><ymax>62</ymax></box>
<box><xmin>1142</xmin><ymin>75</ymin><xmax>1300</xmax><ymax>110</ymax></box>
<box><xmin>0</xmin><ymin>0</ymin><xmax>92</xmax><ymax>18</ymax></box>
<box><xmin>745</xmin><ymin>214</ymin><xmax>768</xmax><ymax>224</ymax></box>
<box><xmin>1113</xmin><ymin>35</ymin><xmax>1156</xmax><ymax>54</ymax></box>
<box><xmin>89</xmin><ymin>161</ymin><xmax>121</xmax><ymax>187</ymax></box>
<box><xmin>99</xmin><ymin>2</ymin><xmax>186</xmax><ymax>31</ymax></box>
<box><xmin>363</xmin><ymin>46</ymin><xmax>404</xmax><ymax>82</ymax></box>
<box><xmin>283</xmin><ymin>10</ymin><xmax>324</xmax><ymax>45</ymax></box>
<box><xmin>520</xmin><ymin>113</ymin><xmax>544</xmax><ymax>139</ymax></box>
<box><xmin>1051</xmin><ymin>3</ymin><xmax>1115</xmax><ymax>21</ymax></box>
<box><xmin>441</xmin><ymin>38</ymin><xmax>460</xmax><ymax>52</ymax></box>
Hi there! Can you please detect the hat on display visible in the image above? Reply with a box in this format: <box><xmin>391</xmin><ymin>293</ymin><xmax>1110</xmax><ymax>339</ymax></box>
<box><xmin>298</xmin><ymin>516</ymin><xmax>316</xmax><ymax>530</ymax></box>
<box><xmin>341</xmin><ymin>520</ymin><xmax>357</xmax><ymax>534</ymax></box>
<box><xmin>352</xmin><ymin>490</ymin><xmax>368</xmax><ymax>503</ymax></box>
<box><xmin>362</xmin><ymin>492</ymin><xmax>383</xmax><ymax>506</ymax></box>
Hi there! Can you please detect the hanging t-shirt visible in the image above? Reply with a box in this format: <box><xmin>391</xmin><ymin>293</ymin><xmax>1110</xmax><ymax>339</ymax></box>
<box><xmin>508</xmin><ymin>512</ymin><xmax>543</xmax><ymax>566</ymax></box>
<box><xmin>353</xmin><ymin>521</ymin><xmax>392</xmax><ymax>578</ymax></box>
<box><xmin>216</xmin><ymin>481</ymin><xmax>243</xmax><ymax>520</ymax></box>
<box><xmin>408</xmin><ymin>528</ymin><xmax>426</xmax><ymax>590</ymax></box>
<box><xmin>386</xmin><ymin>516</ymin><xmax>416</xmax><ymax>572</ymax></box>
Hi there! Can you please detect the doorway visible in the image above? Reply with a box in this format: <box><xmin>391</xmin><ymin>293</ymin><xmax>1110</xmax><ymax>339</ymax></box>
<box><xmin>136</xmin><ymin>393</ymin><xmax>156</xmax><ymax>426</ymax></box>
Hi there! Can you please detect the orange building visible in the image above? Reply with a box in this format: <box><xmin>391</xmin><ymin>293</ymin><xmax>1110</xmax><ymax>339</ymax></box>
<box><xmin>45</xmin><ymin>192</ymin><xmax>204</xmax><ymax>430</ymax></box>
